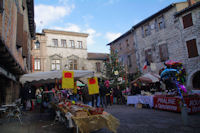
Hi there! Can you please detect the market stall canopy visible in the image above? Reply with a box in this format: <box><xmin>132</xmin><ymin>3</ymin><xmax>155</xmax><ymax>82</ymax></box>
<box><xmin>20</xmin><ymin>70</ymin><xmax>94</xmax><ymax>84</ymax></box>
<box><xmin>132</xmin><ymin>73</ymin><xmax>160</xmax><ymax>83</ymax></box>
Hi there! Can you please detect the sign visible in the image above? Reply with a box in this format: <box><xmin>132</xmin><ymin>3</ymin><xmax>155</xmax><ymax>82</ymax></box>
<box><xmin>154</xmin><ymin>96</ymin><xmax>200</xmax><ymax>114</ymax></box>
<box><xmin>62</xmin><ymin>71</ymin><xmax>74</xmax><ymax>89</ymax></box>
<box><xmin>88</xmin><ymin>77</ymin><xmax>99</xmax><ymax>95</ymax></box>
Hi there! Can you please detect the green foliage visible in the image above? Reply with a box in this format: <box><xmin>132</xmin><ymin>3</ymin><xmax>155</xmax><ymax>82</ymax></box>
<box><xmin>103</xmin><ymin>52</ymin><xmax>126</xmax><ymax>87</ymax></box>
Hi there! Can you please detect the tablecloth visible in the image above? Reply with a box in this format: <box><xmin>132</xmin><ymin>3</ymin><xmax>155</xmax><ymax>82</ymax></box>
<box><xmin>127</xmin><ymin>95</ymin><xmax>154</xmax><ymax>108</ymax></box>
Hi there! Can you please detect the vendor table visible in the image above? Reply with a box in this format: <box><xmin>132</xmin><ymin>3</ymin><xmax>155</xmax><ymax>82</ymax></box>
<box><xmin>127</xmin><ymin>95</ymin><xmax>154</xmax><ymax>108</ymax></box>
<box><xmin>52</xmin><ymin>103</ymin><xmax>119</xmax><ymax>133</ymax></box>
<box><xmin>154</xmin><ymin>95</ymin><xmax>200</xmax><ymax>113</ymax></box>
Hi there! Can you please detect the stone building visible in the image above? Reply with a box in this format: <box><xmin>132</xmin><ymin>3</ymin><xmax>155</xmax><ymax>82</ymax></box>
<box><xmin>107</xmin><ymin>30</ymin><xmax>138</xmax><ymax>80</ymax></box>
<box><xmin>0</xmin><ymin>0</ymin><xmax>35</xmax><ymax>104</ymax></box>
<box><xmin>32</xmin><ymin>29</ymin><xmax>107</xmax><ymax>83</ymax></box>
<box><xmin>174</xmin><ymin>1</ymin><xmax>200</xmax><ymax>89</ymax></box>
<box><xmin>107</xmin><ymin>0</ymin><xmax>200</xmax><ymax>89</ymax></box>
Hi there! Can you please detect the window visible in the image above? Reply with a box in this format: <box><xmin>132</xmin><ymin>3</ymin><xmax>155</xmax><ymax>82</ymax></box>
<box><xmin>0</xmin><ymin>0</ymin><xmax>4</xmax><ymax>13</ymax></box>
<box><xmin>34</xmin><ymin>59</ymin><xmax>41</xmax><ymax>70</ymax></box>
<box><xmin>186</xmin><ymin>39</ymin><xmax>199</xmax><ymax>58</ymax></box>
<box><xmin>159</xmin><ymin>44</ymin><xmax>169</xmax><ymax>62</ymax></box>
<box><xmin>69</xmin><ymin>59</ymin><xmax>78</xmax><ymax>70</ymax></box>
<box><xmin>61</xmin><ymin>39</ymin><xmax>67</xmax><ymax>47</ymax></box>
<box><xmin>52</xmin><ymin>39</ymin><xmax>58</xmax><ymax>47</ymax></box>
<box><xmin>96</xmin><ymin>62</ymin><xmax>101</xmax><ymax>72</ymax></box>
<box><xmin>182</xmin><ymin>13</ymin><xmax>193</xmax><ymax>29</ymax></box>
<box><xmin>142</xmin><ymin>24</ymin><xmax>151</xmax><ymax>37</ymax></box>
<box><xmin>51</xmin><ymin>59</ymin><xmax>61</xmax><ymax>70</ymax></box>
<box><xmin>34</xmin><ymin>40</ymin><xmax>40</xmax><ymax>49</ymax></box>
<box><xmin>145</xmin><ymin>49</ymin><xmax>152</xmax><ymax>63</ymax></box>
<box><xmin>119</xmin><ymin>43</ymin><xmax>122</xmax><ymax>50</ymax></box>
<box><xmin>78</xmin><ymin>41</ymin><xmax>83</xmax><ymax>48</ymax></box>
<box><xmin>156</xmin><ymin>15</ymin><xmax>165</xmax><ymax>30</ymax></box>
<box><xmin>128</xmin><ymin>55</ymin><xmax>132</xmax><ymax>67</ymax></box>
<box><xmin>70</xmin><ymin>40</ymin><xmax>75</xmax><ymax>48</ymax></box>
<box><xmin>126</xmin><ymin>39</ymin><xmax>129</xmax><ymax>47</ymax></box>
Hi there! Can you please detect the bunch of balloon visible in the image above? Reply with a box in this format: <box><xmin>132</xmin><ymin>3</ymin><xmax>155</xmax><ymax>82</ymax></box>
<box><xmin>160</xmin><ymin>60</ymin><xmax>188</xmax><ymax>125</ymax></box>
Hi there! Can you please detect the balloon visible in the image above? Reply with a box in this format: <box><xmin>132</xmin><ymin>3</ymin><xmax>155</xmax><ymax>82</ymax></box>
<box><xmin>179</xmin><ymin>84</ymin><xmax>187</xmax><ymax>93</ymax></box>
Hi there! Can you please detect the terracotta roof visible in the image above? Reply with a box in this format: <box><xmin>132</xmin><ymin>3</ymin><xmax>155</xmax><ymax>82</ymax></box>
<box><xmin>87</xmin><ymin>53</ymin><xmax>109</xmax><ymax>60</ymax></box>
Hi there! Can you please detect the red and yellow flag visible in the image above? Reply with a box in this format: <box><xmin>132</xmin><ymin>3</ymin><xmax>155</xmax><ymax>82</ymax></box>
<box><xmin>88</xmin><ymin>77</ymin><xmax>99</xmax><ymax>95</ymax></box>
<box><xmin>62</xmin><ymin>71</ymin><xmax>74</xmax><ymax>89</ymax></box>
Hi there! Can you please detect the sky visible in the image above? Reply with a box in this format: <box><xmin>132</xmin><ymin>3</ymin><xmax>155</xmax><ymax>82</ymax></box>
<box><xmin>34</xmin><ymin>0</ymin><xmax>184</xmax><ymax>53</ymax></box>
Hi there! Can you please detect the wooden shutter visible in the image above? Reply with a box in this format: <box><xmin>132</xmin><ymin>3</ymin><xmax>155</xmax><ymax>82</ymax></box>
<box><xmin>0</xmin><ymin>0</ymin><xmax>3</xmax><ymax>13</ymax></box>
<box><xmin>145</xmin><ymin>49</ymin><xmax>152</xmax><ymax>63</ymax></box>
<box><xmin>141</xmin><ymin>26</ymin><xmax>144</xmax><ymax>38</ymax></box>
<box><xmin>159</xmin><ymin>44</ymin><xmax>169</xmax><ymax>62</ymax></box>
<box><xmin>182</xmin><ymin>13</ymin><xmax>193</xmax><ymax>29</ymax></box>
<box><xmin>186</xmin><ymin>39</ymin><xmax>198</xmax><ymax>58</ymax></box>
<box><xmin>16</xmin><ymin>12</ymin><xmax>24</xmax><ymax>48</ymax></box>
<box><xmin>162</xmin><ymin>15</ymin><xmax>165</xmax><ymax>28</ymax></box>
<box><xmin>155</xmin><ymin>19</ymin><xmax>158</xmax><ymax>31</ymax></box>
<box><xmin>22</xmin><ymin>31</ymin><xmax>28</xmax><ymax>57</ymax></box>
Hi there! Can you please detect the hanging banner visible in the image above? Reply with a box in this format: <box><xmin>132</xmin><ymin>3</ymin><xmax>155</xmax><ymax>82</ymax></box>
<box><xmin>88</xmin><ymin>77</ymin><xmax>99</xmax><ymax>95</ymax></box>
<box><xmin>62</xmin><ymin>71</ymin><xmax>74</xmax><ymax>89</ymax></box>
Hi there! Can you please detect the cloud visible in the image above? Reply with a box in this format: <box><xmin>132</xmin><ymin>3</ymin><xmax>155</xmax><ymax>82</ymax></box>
<box><xmin>54</xmin><ymin>23</ymin><xmax>81</xmax><ymax>32</ymax></box>
<box><xmin>35</xmin><ymin>4</ymin><xmax>75</xmax><ymax>32</ymax></box>
<box><xmin>105</xmin><ymin>32</ymin><xmax>121</xmax><ymax>42</ymax></box>
<box><xmin>53</xmin><ymin>24</ymin><xmax>99</xmax><ymax>46</ymax></box>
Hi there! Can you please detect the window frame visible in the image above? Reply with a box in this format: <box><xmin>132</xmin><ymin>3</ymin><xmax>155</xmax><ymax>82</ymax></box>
<box><xmin>52</xmin><ymin>39</ymin><xmax>58</xmax><ymax>47</ymax></box>
<box><xmin>51</xmin><ymin>59</ymin><xmax>61</xmax><ymax>70</ymax></box>
<box><xmin>61</xmin><ymin>39</ymin><xmax>67</xmax><ymax>47</ymax></box>
<box><xmin>34</xmin><ymin>58</ymin><xmax>41</xmax><ymax>71</ymax></box>
<box><xmin>70</xmin><ymin>40</ymin><xmax>75</xmax><ymax>48</ymax></box>
<box><xmin>77</xmin><ymin>41</ymin><xmax>83</xmax><ymax>49</ymax></box>
<box><xmin>186</xmin><ymin>39</ymin><xmax>199</xmax><ymax>58</ymax></box>
<box><xmin>96</xmin><ymin>62</ymin><xmax>101</xmax><ymax>72</ymax></box>
<box><xmin>182</xmin><ymin>13</ymin><xmax>193</xmax><ymax>29</ymax></box>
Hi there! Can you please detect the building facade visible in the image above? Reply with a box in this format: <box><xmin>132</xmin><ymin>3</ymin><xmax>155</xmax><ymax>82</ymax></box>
<box><xmin>32</xmin><ymin>29</ymin><xmax>107</xmax><ymax>83</ymax></box>
<box><xmin>107</xmin><ymin>30</ymin><xmax>138</xmax><ymax>79</ymax></box>
<box><xmin>0</xmin><ymin>0</ymin><xmax>35</xmax><ymax>104</ymax></box>
<box><xmin>174</xmin><ymin>2</ymin><xmax>200</xmax><ymax>89</ymax></box>
<box><xmin>107</xmin><ymin>0</ymin><xmax>200</xmax><ymax>89</ymax></box>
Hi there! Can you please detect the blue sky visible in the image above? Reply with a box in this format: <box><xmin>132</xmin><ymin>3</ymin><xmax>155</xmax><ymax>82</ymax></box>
<box><xmin>35</xmin><ymin>0</ymin><xmax>184</xmax><ymax>53</ymax></box>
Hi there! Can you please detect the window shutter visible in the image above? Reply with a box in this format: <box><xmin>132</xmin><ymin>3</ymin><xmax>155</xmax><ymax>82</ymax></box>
<box><xmin>186</xmin><ymin>39</ymin><xmax>198</xmax><ymax>58</ymax></box>
<box><xmin>162</xmin><ymin>15</ymin><xmax>165</xmax><ymax>28</ymax></box>
<box><xmin>16</xmin><ymin>12</ymin><xmax>24</xmax><ymax>48</ymax></box>
<box><xmin>0</xmin><ymin>0</ymin><xmax>3</xmax><ymax>13</ymax></box>
<box><xmin>22</xmin><ymin>31</ymin><xmax>28</xmax><ymax>57</ymax></box>
<box><xmin>155</xmin><ymin>19</ymin><xmax>158</xmax><ymax>31</ymax></box>
<box><xmin>141</xmin><ymin>26</ymin><xmax>144</xmax><ymax>37</ymax></box>
<box><xmin>159</xmin><ymin>44</ymin><xmax>169</xmax><ymax>62</ymax></box>
<box><xmin>148</xmin><ymin>25</ymin><xmax>151</xmax><ymax>35</ymax></box>
<box><xmin>182</xmin><ymin>13</ymin><xmax>193</xmax><ymax>29</ymax></box>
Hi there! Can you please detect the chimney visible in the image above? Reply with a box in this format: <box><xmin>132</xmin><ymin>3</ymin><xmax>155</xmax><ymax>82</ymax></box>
<box><xmin>187</xmin><ymin>0</ymin><xmax>200</xmax><ymax>6</ymax></box>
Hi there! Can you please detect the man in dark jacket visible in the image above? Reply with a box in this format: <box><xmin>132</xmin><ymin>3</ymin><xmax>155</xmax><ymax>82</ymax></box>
<box><xmin>99</xmin><ymin>84</ymin><xmax>107</xmax><ymax>108</ymax></box>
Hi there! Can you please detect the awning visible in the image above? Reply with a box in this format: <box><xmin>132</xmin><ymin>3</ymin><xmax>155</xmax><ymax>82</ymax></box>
<box><xmin>132</xmin><ymin>72</ymin><xmax>160</xmax><ymax>83</ymax></box>
<box><xmin>20</xmin><ymin>70</ymin><xmax>94</xmax><ymax>84</ymax></box>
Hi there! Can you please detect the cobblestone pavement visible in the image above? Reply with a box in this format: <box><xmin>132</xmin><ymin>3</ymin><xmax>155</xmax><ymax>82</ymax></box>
<box><xmin>0</xmin><ymin>105</ymin><xmax>200</xmax><ymax>133</ymax></box>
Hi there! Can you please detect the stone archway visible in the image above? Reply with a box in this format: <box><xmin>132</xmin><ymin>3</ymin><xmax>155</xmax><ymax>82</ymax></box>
<box><xmin>192</xmin><ymin>71</ymin><xmax>200</xmax><ymax>89</ymax></box>
<box><xmin>187</xmin><ymin>69</ymin><xmax>200</xmax><ymax>89</ymax></box>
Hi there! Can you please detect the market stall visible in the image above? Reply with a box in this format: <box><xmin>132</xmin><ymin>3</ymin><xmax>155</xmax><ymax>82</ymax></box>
<box><xmin>127</xmin><ymin>73</ymin><xmax>160</xmax><ymax>107</ymax></box>
<box><xmin>20</xmin><ymin>70</ymin><xmax>94</xmax><ymax>84</ymax></box>
<box><xmin>53</xmin><ymin>100</ymin><xmax>119</xmax><ymax>133</ymax></box>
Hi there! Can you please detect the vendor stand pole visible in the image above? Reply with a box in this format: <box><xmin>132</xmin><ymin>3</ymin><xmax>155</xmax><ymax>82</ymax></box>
<box><xmin>176</xmin><ymin>82</ymin><xmax>188</xmax><ymax>126</ymax></box>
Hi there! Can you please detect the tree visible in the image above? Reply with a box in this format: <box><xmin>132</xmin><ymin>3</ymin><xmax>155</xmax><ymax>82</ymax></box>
<box><xmin>103</xmin><ymin>51</ymin><xmax>126</xmax><ymax>87</ymax></box>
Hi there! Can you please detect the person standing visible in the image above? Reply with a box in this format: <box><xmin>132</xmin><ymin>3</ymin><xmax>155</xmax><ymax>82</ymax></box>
<box><xmin>99</xmin><ymin>84</ymin><xmax>107</xmax><ymax>108</ymax></box>
<box><xmin>106</xmin><ymin>87</ymin><xmax>111</xmax><ymax>106</ymax></box>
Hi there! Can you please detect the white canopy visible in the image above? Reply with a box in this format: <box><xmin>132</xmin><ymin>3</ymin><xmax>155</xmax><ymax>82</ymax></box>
<box><xmin>20</xmin><ymin>70</ymin><xmax>94</xmax><ymax>84</ymax></box>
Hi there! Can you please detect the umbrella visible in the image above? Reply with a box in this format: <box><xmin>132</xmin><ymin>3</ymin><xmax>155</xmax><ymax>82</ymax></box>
<box><xmin>132</xmin><ymin>73</ymin><xmax>160</xmax><ymax>83</ymax></box>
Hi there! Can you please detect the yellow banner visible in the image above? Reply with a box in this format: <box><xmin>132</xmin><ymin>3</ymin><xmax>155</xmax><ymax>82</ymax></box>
<box><xmin>88</xmin><ymin>77</ymin><xmax>99</xmax><ymax>95</ymax></box>
<box><xmin>62</xmin><ymin>71</ymin><xmax>74</xmax><ymax>89</ymax></box>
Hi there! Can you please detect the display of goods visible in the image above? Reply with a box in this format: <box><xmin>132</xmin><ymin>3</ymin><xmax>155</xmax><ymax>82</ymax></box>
<box><xmin>89</xmin><ymin>108</ymin><xmax>104</xmax><ymax>115</ymax></box>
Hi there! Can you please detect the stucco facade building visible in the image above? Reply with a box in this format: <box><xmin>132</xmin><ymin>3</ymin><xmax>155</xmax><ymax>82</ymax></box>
<box><xmin>0</xmin><ymin>0</ymin><xmax>35</xmax><ymax>104</ymax></box>
<box><xmin>32</xmin><ymin>29</ymin><xmax>107</xmax><ymax>83</ymax></box>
